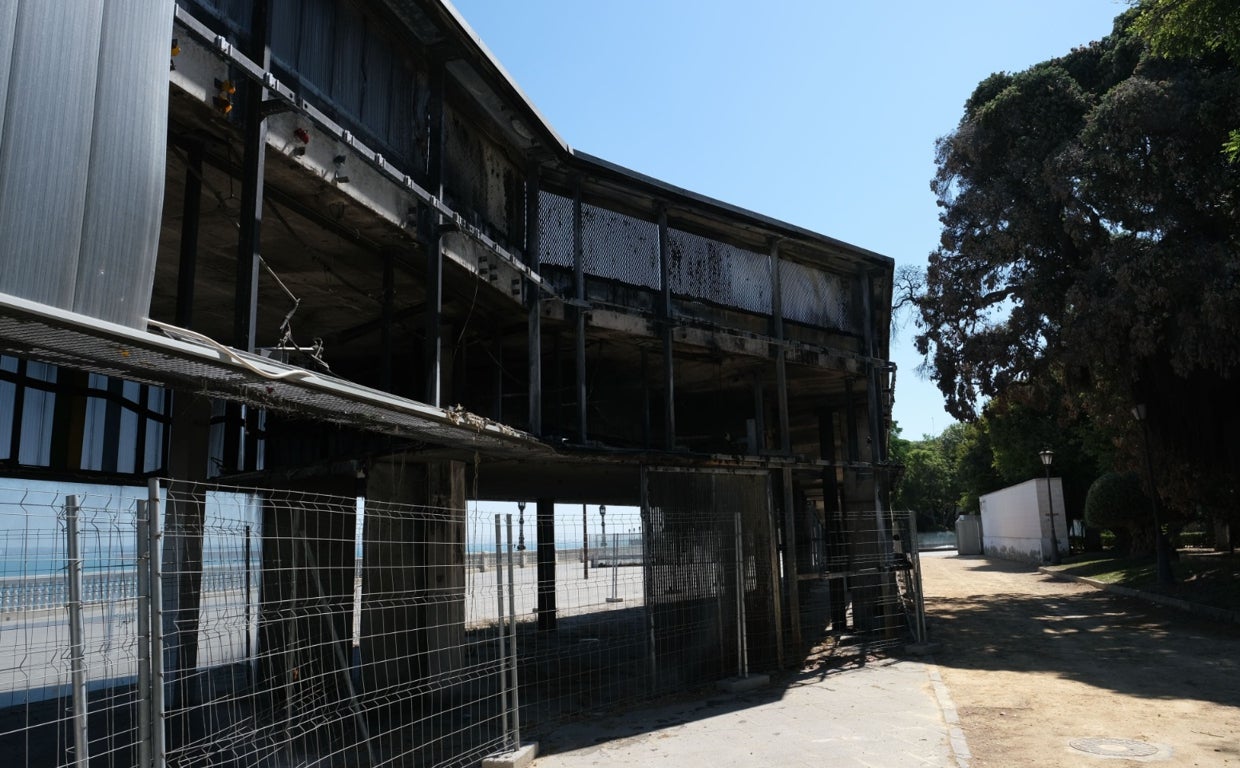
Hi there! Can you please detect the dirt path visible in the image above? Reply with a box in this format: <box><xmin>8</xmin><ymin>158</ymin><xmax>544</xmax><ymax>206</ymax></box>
<box><xmin>921</xmin><ymin>553</ymin><xmax>1240</xmax><ymax>767</ymax></box>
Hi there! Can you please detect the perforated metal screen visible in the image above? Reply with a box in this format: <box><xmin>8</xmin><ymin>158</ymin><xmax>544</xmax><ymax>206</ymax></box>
<box><xmin>780</xmin><ymin>259</ymin><xmax>856</xmax><ymax>333</ymax></box>
<box><xmin>582</xmin><ymin>204</ymin><xmax>660</xmax><ymax>290</ymax></box>
<box><xmin>667</xmin><ymin>229</ymin><xmax>772</xmax><ymax>315</ymax></box>
<box><xmin>537</xmin><ymin>190</ymin><xmax>574</xmax><ymax>268</ymax></box>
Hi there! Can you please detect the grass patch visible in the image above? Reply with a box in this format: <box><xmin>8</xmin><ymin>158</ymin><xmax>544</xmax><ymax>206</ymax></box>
<box><xmin>1046</xmin><ymin>549</ymin><xmax>1240</xmax><ymax>614</ymax></box>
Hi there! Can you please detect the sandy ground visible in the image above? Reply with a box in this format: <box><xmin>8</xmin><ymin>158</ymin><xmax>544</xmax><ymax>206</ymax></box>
<box><xmin>921</xmin><ymin>553</ymin><xmax>1240</xmax><ymax>767</ymax></box>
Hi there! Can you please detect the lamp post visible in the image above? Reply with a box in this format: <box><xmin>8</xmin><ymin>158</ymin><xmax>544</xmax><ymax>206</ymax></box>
<box><xmin>1039</xmin><ymin>448</ymin><xmax>1061</xmax><ymax>565</ymax></box>
<box><xmin>599</xmin><ymin>504</ymin><xmax>606</xmax><ymax>553</ymax></box>
<box><xmin>1132</xmin><ymin>404</ymin><xmax>1174</xmax><ymax>585</ymax></box>
<box><xmin>516</xmin><ymin>500</ymin><xmax>526</xmax><ymax>568</ymax></box>
<box><xmin>516</xmin><ymin>501</ymin><xmax>526</xmax><ymax>551</ymax></box>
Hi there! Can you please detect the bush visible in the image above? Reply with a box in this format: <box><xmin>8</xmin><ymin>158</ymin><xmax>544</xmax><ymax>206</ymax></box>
<box><xmin>1084</xmin><ymin>472</ymin><xmax>1156</xmax><ymax>555</ymax></box>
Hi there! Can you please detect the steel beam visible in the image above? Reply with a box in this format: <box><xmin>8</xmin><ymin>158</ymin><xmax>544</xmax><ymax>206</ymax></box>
<box><xmin>176</xmin><ymin>141</ymin><xmax>203</xmax><ymax>329</ymax></box>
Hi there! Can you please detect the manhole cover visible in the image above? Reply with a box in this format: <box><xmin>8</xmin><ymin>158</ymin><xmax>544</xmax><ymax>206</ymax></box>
<box><xmin>1069</xmin><ymin>738</ymin><xmax>1160</xmax><ymax>758</ymax></box>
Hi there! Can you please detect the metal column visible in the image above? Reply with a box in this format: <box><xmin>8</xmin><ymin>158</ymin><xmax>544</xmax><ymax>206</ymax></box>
<box><xmin>658</xmin><ymin>206</ymin><xmax>675</xmax><ymax>449</ymax></box>
<box><xmin>573</xmin><ymin>177</ymin><xmax>587</xmax><ymax>443</ymax></box>
<box><xmin>424</xmin><ymin>60</ymin><xmax>446</xmax><ymax>406</ymax></box>
<box><xmin>234</xmin><ymin>0</ymin><xmax>270</xmax><ymax>353</ymax></box>
<box><xmin>535</xmin><ymin>498</ymin><xmax>556</xmax><ymax>630</ymax></box>
<box><xmin>770</xmin><ymin>241</ymin><xmax>791</xmax><ymax>455</ymax></box>
<box><xmin>176</xmin><ymin>141</ymin><xmax>203</xmax><ymax>329</ymax></box>
<box><xmin>526</xmin><ymin>166</ymin><xmax>543</xmax><ymax>434</ymax></box>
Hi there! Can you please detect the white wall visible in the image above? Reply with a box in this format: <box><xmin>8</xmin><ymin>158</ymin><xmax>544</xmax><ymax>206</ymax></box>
<box><xmin>979</xmin><ymin>477</ymin><xmax>1068</xmax><ymax>563</ymax></box>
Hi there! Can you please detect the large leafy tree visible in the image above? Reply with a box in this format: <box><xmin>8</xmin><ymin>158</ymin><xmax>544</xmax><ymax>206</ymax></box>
<box><xmin>916</xmin><ymin>11</ymin><xmax>1240</xmax><ymax>511</ymax></box>
<box><xmin>1132</xmin><ymin>0</ymin><xmax>1240</xmax><ymax>162</ymax></box>
<box><xmin>894</xmin><ymin>442</ymin><xmax>958</xmax><ymax>530</ymax></box>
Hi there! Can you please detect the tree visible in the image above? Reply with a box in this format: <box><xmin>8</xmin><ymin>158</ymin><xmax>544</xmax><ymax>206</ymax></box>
<box><xmin>916</xmin><ymin>11</ymin><xmax>1240</xmax><ymax>514</ymax></box>
<box><xmin>1084</xmin><ymin>472</ymin><xmax>1155</xmax><ymax>554</ymax></box>
<box><xmin>949</xmin><ymin>420</ymin><xmax>1001</xmax><ymax>516</ymax></box>
<box><xmin>1132</xmin><ymin>0</ymin><xmax>1240</xmax><ymax>161</ymax></box>
<box><xmin>896</xmin><ymin>444</ymin><xmax>958</xmax><ymax>530</ymax></box>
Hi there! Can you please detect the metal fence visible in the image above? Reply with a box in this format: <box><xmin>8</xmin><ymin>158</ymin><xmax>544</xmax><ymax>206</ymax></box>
<box><xmin>797</xmin><ymin>506</ymin><xmax>926</xmax><ymax>670</ymax></box>
<box><xmin>0</xmin><ymin>476</ymin><xmax>921</xmax><ymax>767</ymax></box>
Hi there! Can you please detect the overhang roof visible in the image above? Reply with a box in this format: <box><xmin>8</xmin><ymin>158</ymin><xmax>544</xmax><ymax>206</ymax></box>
<box><xmin>0</xmin><ymin>292</ymin><xmax>549</xmax><ymax>459</ymax></box>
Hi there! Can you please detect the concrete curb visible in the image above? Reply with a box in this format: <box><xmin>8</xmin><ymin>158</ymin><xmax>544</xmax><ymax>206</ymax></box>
<box><xmin>925</xmin><ymin>660</ymin><xmax>972</xmax><ymax>768</ymax></box>
<box><xmin>1038</xmin><ymin>567</ymin><xmax>1240</xmax><ymax>625</ymax></box>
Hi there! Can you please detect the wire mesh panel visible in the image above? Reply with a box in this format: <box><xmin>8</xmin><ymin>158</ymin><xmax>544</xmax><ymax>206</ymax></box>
<box><xmin>0</xmin><ymin>481</ymin><xmax>146</xmax><ymax>768</ymax></box>
<box><xmin>159</xmin><ymin>482</ymin><xmax>279</xmax><ymax>767</ymax></box>
<box><xmin>361</xmin><ymin>485</ymin><xmax>510</xmax><ymax>767</ymax></box>
<box><xmin>537</xmin><ymin>190</ymin><xmax>575</xmax><ymax>269</ymax></box>
<box><xmin>581</xmin><ymin>204</ymin><xmax>660</xmax><ymax>290</ymax></box>
<box><xmin>667</xmin><ymin>229</ymin><xmax>772</xmax><ymax>315</ymax></box>
<box><xmin>0</xmin><ymin>474</ymin><xmax>912</xmax><ymax>766</ymax></box>
<box><xmin>496</xmin><ymin>503</ymin><xmax>649</xmax><ymax>732</ymax></box>
<box><xmin>779</xmin><ymin>259</ymin><xmax>857</xmax><ymax>333</ymax></box>
<box><xmin>643</xmin><ymin>470</ymin><xmax>775</xmax><ymax>693</ymax></box>
<box><xmin>798</xmin><ymin>508</ymin><xmax>918</xmax><ymax>668</ymax></box>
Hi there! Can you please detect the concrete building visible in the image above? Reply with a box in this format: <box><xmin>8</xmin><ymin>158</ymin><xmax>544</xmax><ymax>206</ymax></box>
<box><xmin>0</xmin><ymin>2</ymin><xmax>911</xmax><ymax>765</ymax></box>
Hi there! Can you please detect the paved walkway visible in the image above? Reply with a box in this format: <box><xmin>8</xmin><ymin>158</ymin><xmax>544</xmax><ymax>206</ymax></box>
<box><xmin>529</xmin><ymin>551</ymin><xmax>1240</xmax><ymax>767</ymax></box>
<box><xmin>532</xmin><ymin>655</ymin><xmax>966</xmax><ymax>768</ymax></box>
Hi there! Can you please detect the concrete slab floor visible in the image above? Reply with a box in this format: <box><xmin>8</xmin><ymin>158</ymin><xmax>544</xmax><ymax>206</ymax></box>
<box><xmin>532</xmin><ymin>658</ymin><xmax>966</xmax><ymax>768</ymax></box>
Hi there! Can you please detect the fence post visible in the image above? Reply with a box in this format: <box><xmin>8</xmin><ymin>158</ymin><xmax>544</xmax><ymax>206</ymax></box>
<box><xmin>494</xmin><ymin>514</ymin><xmax>509</xmax><ymax>745</ymax></box>
<box><xmin>136</xmin><ymin>499</ymin><xmax>152</xmax><ymax>768</ymax></box>
<box><xmin>148</xmin><ymin>479</ymin><xmax>166</xmax><ymax>767</ymax></box>
<box><xmin>734</xmin><ymin>507</ymin><xmax>748</xmax><ymax>679</ymax></box>
<box><xmin>505</xmin><ymin>513</ymin><xmax>521</xmax><ymax>748</ymax></box>
<box><xmin>908</xmin><ymin>510</ymin><xmax>928</xmax><ymax>644</ymax></box>
<box><xmin>65</xmin><ymin>495</ymin><xmax>89</xmax><ymax>768</ymax></box>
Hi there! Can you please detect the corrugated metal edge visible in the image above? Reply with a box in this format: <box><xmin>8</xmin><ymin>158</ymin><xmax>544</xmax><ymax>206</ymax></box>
<box><xmin>0</xmin><ymin>291</ymin><xmax>549</xmax><ymax>458</ymax></box>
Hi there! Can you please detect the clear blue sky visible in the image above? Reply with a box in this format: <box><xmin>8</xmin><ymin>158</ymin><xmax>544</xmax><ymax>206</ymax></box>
<box><xmin>450</xmin><ymin>0</ymin><xmax>1127</xmax><ymax>440</ymax></box>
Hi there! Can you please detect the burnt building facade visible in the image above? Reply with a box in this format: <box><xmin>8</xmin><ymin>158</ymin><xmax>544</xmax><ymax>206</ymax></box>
<box><xmin>0</xmin><ymin>2</ymin><xmax>916</xmax><ymax>766</ymax></box>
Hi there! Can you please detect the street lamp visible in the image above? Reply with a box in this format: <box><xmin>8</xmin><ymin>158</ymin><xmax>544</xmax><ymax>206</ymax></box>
<box><xmin>1039</xmin><ymin>448</ymin><xmax>1061</xmax><ymax>565</ymax></box>
<box><xmin>1132</xmin><ymin>404</ymin><xmax>1174</xmax><ymax>585</ymax></box>
<box><xmin>516</xmin><ymin>501</ymin><xmax>526</xmax><ymax>551</ymax></box>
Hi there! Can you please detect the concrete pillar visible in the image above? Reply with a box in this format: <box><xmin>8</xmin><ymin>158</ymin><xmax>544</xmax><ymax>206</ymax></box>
<box><xmin>361</xmin><ymin>455</ymin><xmax>466</xmax><ymax>701</ymax></box>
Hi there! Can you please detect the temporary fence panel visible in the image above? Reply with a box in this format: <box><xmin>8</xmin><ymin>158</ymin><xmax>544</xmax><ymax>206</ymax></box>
<box><xmin>796</xmin><ymin>507</ymin><xmax>923</xmax><ymax>666</ymax></box>
<box><xmin>642</xmin><ymin>469</ymin><xmax>778</xmax><ymax>693</ymax></box>
<box><xmin>500</xmin><ymin>503</ymin><xmax>649</xmax><ymax>731</ymax></box>
<box><xmin>0</xmin><ymin>473</ymin><xmax>919</xmax><ymax>767</ymax></box>
<box><xmin>0</xmin><ymin>481</ymin><xmax>147</xmax><ymax>768</ymax></box>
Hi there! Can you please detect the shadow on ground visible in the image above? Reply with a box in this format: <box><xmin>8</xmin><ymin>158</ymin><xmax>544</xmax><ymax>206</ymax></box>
<box><xmin>927</xmin><ymin>555</ymin><xmax>1240</xmax><ymax>709</ymax></box>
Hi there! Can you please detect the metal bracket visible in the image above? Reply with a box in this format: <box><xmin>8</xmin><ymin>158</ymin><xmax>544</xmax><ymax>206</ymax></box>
<box><xmin>260</xmin><ymin>98</ymin><xmax>296</xmax><ymax>119</ymax></box>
